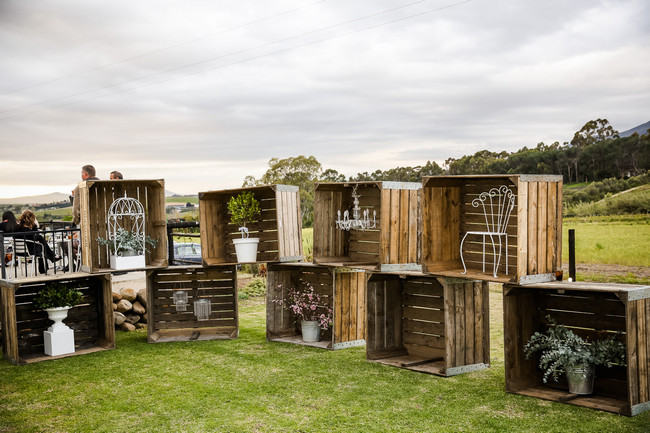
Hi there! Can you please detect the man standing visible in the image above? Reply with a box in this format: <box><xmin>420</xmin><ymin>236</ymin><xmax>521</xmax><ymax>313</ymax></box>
<box><xmin>72</xmin><ymin>164</ymin><xmax>99</xmax><ymax>225</ymax></box>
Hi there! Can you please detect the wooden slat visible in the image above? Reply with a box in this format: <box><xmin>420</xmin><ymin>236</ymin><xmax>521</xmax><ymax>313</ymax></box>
<box><xmin>537</xmin><ymin>182</ymin><xmax>548</xmax><ymax>273</ymax></box>
<box><xmin>527</xmin><ymin>182</ymin><xmax>538</xmax><ymax>274</ymax></box>
<box><xmin>547</xmin><ymin>182</ymin><xmax>557</xmax><ymax>272</ymax></box>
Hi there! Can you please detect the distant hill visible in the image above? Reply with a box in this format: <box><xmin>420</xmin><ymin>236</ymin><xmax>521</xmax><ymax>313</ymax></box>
<box><xmin>0</xmin><ymin>192</ymin><xmax>70</xmax><ymax>205</ymax></box>
<box><xmin>620</xmin><ymin>120</ymin><xmax>650</xmax><ymax>137</ymax></box>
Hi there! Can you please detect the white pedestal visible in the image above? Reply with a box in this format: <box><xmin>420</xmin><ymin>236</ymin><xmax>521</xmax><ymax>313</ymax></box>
<box><xmin>110</xmin><ymin>254</ymin><xmax>146</xmax><ymax>270</ymax></box>
<box><xmin>44</xmin><ymin>327</ymin><xmax>75</xmax><ymax>356</ymax></box>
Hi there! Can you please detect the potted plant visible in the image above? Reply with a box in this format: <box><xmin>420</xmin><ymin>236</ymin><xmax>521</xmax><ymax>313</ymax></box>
<box><xmin>33</xmin><ymin>282</ymin><xmax>84</xmax><ymax>356</ymax></box>
<box><xmin>227</xmin><ymin>191</ymin><xmax>261</xmax><ymax>263</ymax></box>
<box><xmin>97</xmin><ymin>227</ymin><xmax>158</xmax><ymax>270</ymax></box>
<box><xmin>524</xmin><ymin>315</ymin><xmax>626</xmax><ymax>395</ymax></box>
<box><xmin>273</xmin><ymin>284</ymin><xmax>333</xmax><ymax>343</ymax></box>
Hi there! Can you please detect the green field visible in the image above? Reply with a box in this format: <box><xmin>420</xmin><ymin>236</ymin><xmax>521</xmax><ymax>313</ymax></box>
<box><xmin>1</xmin><ymin>290</ymin><xmax>648</xmax><ymax>432</ymax></box>
<box><xmin>562</xmin><ymin>215</ymin><xmax>650</xmax><ymax>267</ymax></box>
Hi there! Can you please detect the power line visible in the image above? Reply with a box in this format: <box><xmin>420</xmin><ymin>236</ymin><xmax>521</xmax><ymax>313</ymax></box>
<box><xmin>0</xmin><ymin>0</ymin><xmax>329</xmax><ymax>96</ymax></box>
<box><xmin>0</xmin><ymin>0</ymin><xmax>471</xmax><ymax>121</ymax></box>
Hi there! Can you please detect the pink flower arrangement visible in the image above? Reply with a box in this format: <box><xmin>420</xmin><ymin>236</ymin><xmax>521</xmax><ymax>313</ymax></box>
<box><xmin>274</xmin><ymin>284</ymin><xmax>333</xmax><ymax>330</ymax></box>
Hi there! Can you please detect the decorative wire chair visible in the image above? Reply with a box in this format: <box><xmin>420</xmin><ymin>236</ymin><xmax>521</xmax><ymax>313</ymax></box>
<box><xmin>460</xmin><ymin>185</ymin><xmax>515</xmax><ymax>278</ymax></box>
<box><xmin>106</xmin><ymin>194</ymin><xmax>146</xmax><ymax>257</ymax></box>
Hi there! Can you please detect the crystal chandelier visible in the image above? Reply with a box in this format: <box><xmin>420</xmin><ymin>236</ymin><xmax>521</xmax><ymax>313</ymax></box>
<box><xmin>335</xmin><ymin>185</ymin><xmax>376</xmax><ymax>231</ymax></box>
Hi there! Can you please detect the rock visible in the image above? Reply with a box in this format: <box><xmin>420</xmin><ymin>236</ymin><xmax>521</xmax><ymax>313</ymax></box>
<box><xmin>113</xmin><ymin>303</ymin><xmax>117</xmax><ymax>311</ymax></box>
<box><xmin>116</xmin><ymin>299</ymin><xmax>133</xmax><ymax>313</ymax></box>
<box><xmin>114</xmin><ymin>311</ymin><xmax>126</xmax><ymax>326</ymax></box>
<box><xmin>120</xmin><ymin>288</ymin><xmax>137</xmax><ymax>302</ymax></box>
<box><xmin>125</xmin><ymin>313</ymin><xmax>140</xmax><ymax>325</ymax></box>
<box><xmin>137</xmin><ymin>288</ymin><xmax>147</xmax><ymax>308</ymax></box>
<box><xmin>135</xmin><ymin>323</ymin><xmax>147</xmax><ymax>329</ymax></box>
<box><xmin>132</xmin><ymin>300</ymin><xmax>146</xmax><ymax>315</ymax></box>
<box><xmin>112</xmin><ymin>292</ymin><xmax>122</xmax><ymax>302</ymax></box>
<box><xmin>140</xmin><ymin>313</ymin><xmax>147</xmax><ymax>324</ymax></box>
<box><xmin>120</xmin><ymin>322</ymin><xmax>136</xmax><ymax>332</ymax></box>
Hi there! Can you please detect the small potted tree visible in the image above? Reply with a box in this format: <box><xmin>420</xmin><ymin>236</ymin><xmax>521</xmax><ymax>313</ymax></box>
<box><xmin>524</xmin><ymin>316</ymin><xmax>626</xmax><ymax>395</ymax></box>
<box><xmin>33</xmin><ymin>282</ymin><xmax>84</xmax><ymax>356</ymax></box>
<box><xmin>227</xmin><ymin>191</ymin><xmax>261</xmax><ymax>263</ymax></box>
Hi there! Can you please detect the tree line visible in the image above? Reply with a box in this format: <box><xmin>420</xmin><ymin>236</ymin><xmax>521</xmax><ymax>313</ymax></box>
<box><xmin>243</xmin><ymin>119</ymin><xmax>649</xmax><ymax>226</ymax></box>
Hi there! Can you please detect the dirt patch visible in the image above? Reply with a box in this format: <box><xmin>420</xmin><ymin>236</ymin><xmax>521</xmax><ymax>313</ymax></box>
<box><xmin>562</xmin><ymin>263</ymin><xmax>650</xmax><ymax>278</ymax></box>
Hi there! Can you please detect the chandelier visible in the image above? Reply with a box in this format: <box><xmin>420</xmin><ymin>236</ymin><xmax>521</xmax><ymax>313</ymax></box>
<box><xmin>335</xmin><ymin>185</ymin><xmax>376</xmax><ymax>231</ymax></box>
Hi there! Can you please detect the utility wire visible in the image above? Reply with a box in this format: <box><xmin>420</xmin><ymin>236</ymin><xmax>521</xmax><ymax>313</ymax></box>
<box><xmin>0</xmin><ymin>0</ymin><xmax>329</xmax><ymax>96</ymax></box>
<box><xmin>0</xmin><ymin>0</ymin><xmax>471</xmax><ymax>121</ymax></box>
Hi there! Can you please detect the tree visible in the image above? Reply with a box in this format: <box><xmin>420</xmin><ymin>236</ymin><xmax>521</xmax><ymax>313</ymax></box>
<box><xmin>243</xmin><ymin>156</ymin><xmax>323</xmax><ymax>227</ymax></box>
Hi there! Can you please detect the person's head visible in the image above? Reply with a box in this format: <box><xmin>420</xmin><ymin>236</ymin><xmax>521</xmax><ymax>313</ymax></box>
<box><xmin>18</xmin><ymin>209</ymin><xmax>37</xmax><ymax>229</ymax></box>
<box><xmin>81</xmin><ymin>164</ymin><xmax>96</xmax><ymax>181</ymax></box>
<box><xmin>110</xmin><ymin>171</ymin><xmax>123</xmax><ymax>180</ymax></box>
<box><xmin>1</xmin><ymin>211</ymin><xmax>18</xmax><ymax>231</ymax></box>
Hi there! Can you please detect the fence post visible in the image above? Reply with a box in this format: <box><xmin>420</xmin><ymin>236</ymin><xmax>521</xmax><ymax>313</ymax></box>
<box><xmin>568</xmin><ymin>229</ymin><xmax>576</xmax><ymax>281</ymax></box>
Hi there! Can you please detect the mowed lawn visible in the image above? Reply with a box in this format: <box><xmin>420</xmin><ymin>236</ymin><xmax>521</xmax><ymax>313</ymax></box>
<box><xmin>562</xmin><ymin>215</ymin><xmax>650</xmax><ymax>267</ymax></box>
<box><xmin>1</xmin><ymin>289</ymin><xmax>649</xmax><ymax>432</ymax></box>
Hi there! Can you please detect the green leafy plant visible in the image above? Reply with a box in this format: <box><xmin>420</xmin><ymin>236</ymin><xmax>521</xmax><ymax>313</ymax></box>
<box><xmin>227</xmin><ymin>191</ymin><xmax>261</xmax><ymax>229</ymax></box>
<box><xmin>33</xmin><ymin>282</ymin><xmax>83</xmax><ymax>310</ymax></box>
<box><xmin>523</xmin><ymin>315</ymin><xmax>626</xmax><ymax>383</ymax></box>
<box><xmin>239</xmin><ymin>277</ymin><xmax>267</xmax><ymax>300</ymax></box>
<box><xmin>97</xmin><ymin>227</ymin><xmax>159</xmax><ymax>255</ymax></box>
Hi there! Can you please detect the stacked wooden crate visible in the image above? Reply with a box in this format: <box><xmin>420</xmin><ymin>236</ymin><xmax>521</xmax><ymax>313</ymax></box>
<box><xmin>504</xmin><ymin>281</ymin><xmax>650</xmax><ymax>416</ymax></box>
<box><xmin>0</xmin><ymin>273</ymin><xmax>115</xmax><ymax>364</ymax></box>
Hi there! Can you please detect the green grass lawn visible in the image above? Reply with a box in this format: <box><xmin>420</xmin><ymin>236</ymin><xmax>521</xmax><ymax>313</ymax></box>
<box><xmin>563</xmin><ymin>215</ymin><xmax>650</xmax><ymax>267</ymax></box>
<box><xmin>1</xmin><ymin>290</ymin><xmax>648</xmax><ymax>432</ymax></box>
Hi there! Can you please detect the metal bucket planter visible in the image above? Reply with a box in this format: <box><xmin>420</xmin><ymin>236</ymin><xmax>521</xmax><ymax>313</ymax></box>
<box><xmin>566</xmin><ymin>364</ymin><xmax>595</xmax><ymax>395</ymax></box>
<box><xmin>301</xmin><ymin>320</ymin><xmax>321</xmax><ymax>343</ymax></box>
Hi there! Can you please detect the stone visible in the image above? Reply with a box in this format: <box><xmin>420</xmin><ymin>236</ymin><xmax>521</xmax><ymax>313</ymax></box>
<box><xmin>120</xmin><ymin>287</ymin><xmax>137</xmax><ymax>302</ymax></box>
<box><xmin>116</xmin><ymin>299</ymin><xmax>132</xmax><ymax>313</ymax></box>
<box><xmin>112</xmin><ymin>292</ymin><xmax>122</xmax><ymax>302</ymax></box>
<box><xmin>120</xmin><ymin>322</ymin><xmax>136</xmax><ymax>332</ymax></box>
<box><xmin>140</xmin><ymin>313</ymin><xmax>147</xmax><ymax>324</ymax></box>
<box><xmin>125</xmin><ymin>313</ymin><xmax>140</xmax><ymax>325</ymax></box>
<box><xmin>114</xmin><ymin>311</ymin><xmax>126</xmax><ymax>326</ymax></box>
<box><xmin>135</xmin><ymin>323</ymin><xmax>147</xmax><ymax>329</ymax></box>
<box><xmin>113</xmin><ymin>303</ymin><xmax>117</xmax><ymax>311</ymax></box>
<box><xmin>137</xmin><ymin>288</ymin><xmax>147</xmax><ymax>308</ymax></box>
<box><xmin>132</xmin><ymin>300</ymin><xmax>146</xmax><ymax>315</ymax></box>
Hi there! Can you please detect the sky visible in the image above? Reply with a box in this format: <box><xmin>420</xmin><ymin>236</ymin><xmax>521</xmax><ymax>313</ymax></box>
<box><xmin>0</xmin><ymin>0</ymin><xmax>648</xmax><ymax>198</ymax></box>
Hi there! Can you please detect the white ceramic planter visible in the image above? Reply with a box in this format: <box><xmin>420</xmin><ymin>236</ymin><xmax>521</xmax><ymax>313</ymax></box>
<box><xmin>301</xmin><ymin>320</ymin><xmax>321</xmax><ymax>343</ymax></box>
<box><xmin>110</xmin><ymin>253</ymin><xmax>146</xmax><ymax>270</ymax></box>
<box><xmin>44</xmin><ymin>306</ymin><xmax>75</xmax><ymax>356</ymax></box>
<box><xmin>233</xmin><ymin>238</ymin><xmax>259</xmax><ymax>263</ymax></box>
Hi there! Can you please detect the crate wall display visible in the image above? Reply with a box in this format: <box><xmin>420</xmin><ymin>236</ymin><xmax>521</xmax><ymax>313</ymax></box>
<box><xmin>313</xmin><ymin>181</ymin><xmax>421</xmax><ymax>271</ymax></box>
<box><xmin>199</xmin><ymin>185</ymin><xmax>303</xmax><ymax>265</ymax></box>
<box><xmin>266</xmin><ymin>263</ymin><xmax>366</xmax><ymax>350</ymax></box>
<box><xmin>79</xmin><ymin>179</ymin><xmax>168</xmax><ymax>272</ymax></box>
<box><xmin>503</xmin><ymin>281</ymin><xmax>650</xmax><ymax>416</ymax></box>
<box><xmin>146</xmin><ymin>266</ymin><xmax>238</xmax><ymax>343</ymax></box>
<box><xmin>0</xmin><ymin>273</ymin><xmax>115</xmax><ymax>365</ymax></box>
<box><xmin>421</xmin><ymin>175</ymin><xmax>562</xmax><ymax>284</ymax></box>
<box><xmin>366</xmin><ymin>272</ymin><xmax>489</xmax><ymax>376</ymax></box>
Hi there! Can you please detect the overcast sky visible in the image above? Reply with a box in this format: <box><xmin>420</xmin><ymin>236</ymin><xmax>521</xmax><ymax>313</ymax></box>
<box><xmin>0</xmin><ymin>0</ymin><xmax>648</xmax><ymax>198</ymax></box>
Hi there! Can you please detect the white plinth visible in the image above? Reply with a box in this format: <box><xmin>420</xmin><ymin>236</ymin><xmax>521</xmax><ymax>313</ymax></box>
<box><xmin>110</xmin><ymin>254</ymin><xmax>146</xmax><ymax>270</ymax></box>
<box><xmin>44</xmin><ymin>327</ymin><xmax>75</xmax><ymax>356</ymax></box>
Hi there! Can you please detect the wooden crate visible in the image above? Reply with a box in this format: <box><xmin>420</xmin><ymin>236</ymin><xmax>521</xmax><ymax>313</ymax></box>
<box><xmin>199</xmin><ymin>185</ymin><xmax>303</xmax><ymax>265</ymax></box>
<box><xmin>421</xmin><ymin>175</ymin><xmax>562</xmax><ymax>283</ymax></box>
<box><xmin>146</xmin><ymin>266</ymin><xmax>238</xmax><ymax>342</ymax></box>
<box><xmin>0</xmin><ymin>273</ymin><xmax>115</xmax><ymax>365</ymax></box>
<box><xmin>79</xmin><ymin>179</ymin><xmax>168</xmax><ymax>273</ymax></box>
<box><xmin>366</xmin><ymin>272</ymin><xmax>489</xmax><ymax>376</ymax></box>
<box><xmin>503</xmin><ymin>281</ymin><xmax>650</xmax><ymax>416</ymax></box>
<box><xmin>313</xmin><ymin>181</ymin><xmax>421</xmax><ymax>271</ymax></box>
<box><xmin>266</xmin><ymin>263</ymin><xmax>366</xmax><ymax>350</ymax></box>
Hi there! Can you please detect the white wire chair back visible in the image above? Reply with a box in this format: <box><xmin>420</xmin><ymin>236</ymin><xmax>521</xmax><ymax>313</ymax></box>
<box><xmin>107</xmin><ymin>195</ymin><xmax>146</xmax><ymax>256</ymax></box>
<box><xmin>460</xmin><ymin>185</ymin><xmax>515</xmax><ymax>278</ymax></box>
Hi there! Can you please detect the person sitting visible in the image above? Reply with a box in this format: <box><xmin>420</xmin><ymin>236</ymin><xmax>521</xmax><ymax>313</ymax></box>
<box><xmin>73</xmin><ymin>164</ymin><xmax>99</xmax><ymax>226</ymax></box>
<box><xmin>110</xmin><ymin>171</ymin><xmax>123</xmax><ymax>180</ymax></box>
<box><xmin>17</xmin><ymin>209</ymin><xmax>59</xmax><ymax>274</ymax></box>
<box><xmin>1</xmin><ymin>211</ymin><xmax>20</xmax><ymax>267</ymax></box>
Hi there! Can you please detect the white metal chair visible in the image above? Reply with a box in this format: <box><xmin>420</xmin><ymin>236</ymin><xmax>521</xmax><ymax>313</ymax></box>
<box><xmin>460</xmin><ymin>185</ymin><xmax>515</xmax><ymax>278</ymax></box>
<box><xmin>13</xmin><ymin>238</ymin><xmax>38</xmax><ymax>277</ymax></box>
<box><xmin>3</xmin><ymin>238</ymin><xmax>18</xmax><ymax>279</ymax></box>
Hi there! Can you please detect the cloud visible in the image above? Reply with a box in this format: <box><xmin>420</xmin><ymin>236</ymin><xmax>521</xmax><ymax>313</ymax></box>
<box><xmin>0</xmin><ymin>0</ymin><xmax>648</xmax><ymax>195</ymax></box>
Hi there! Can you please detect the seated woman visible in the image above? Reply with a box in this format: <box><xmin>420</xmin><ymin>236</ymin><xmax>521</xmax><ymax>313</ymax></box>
<box><xmin>1</xmin><ymin>211</ymin><xmax>20</xmax><ymax>266</ymax></box>
<box><xmin>17</xmin><ymin>209</ymin><xmax>59</xmax><ymax>274</ymax></box>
